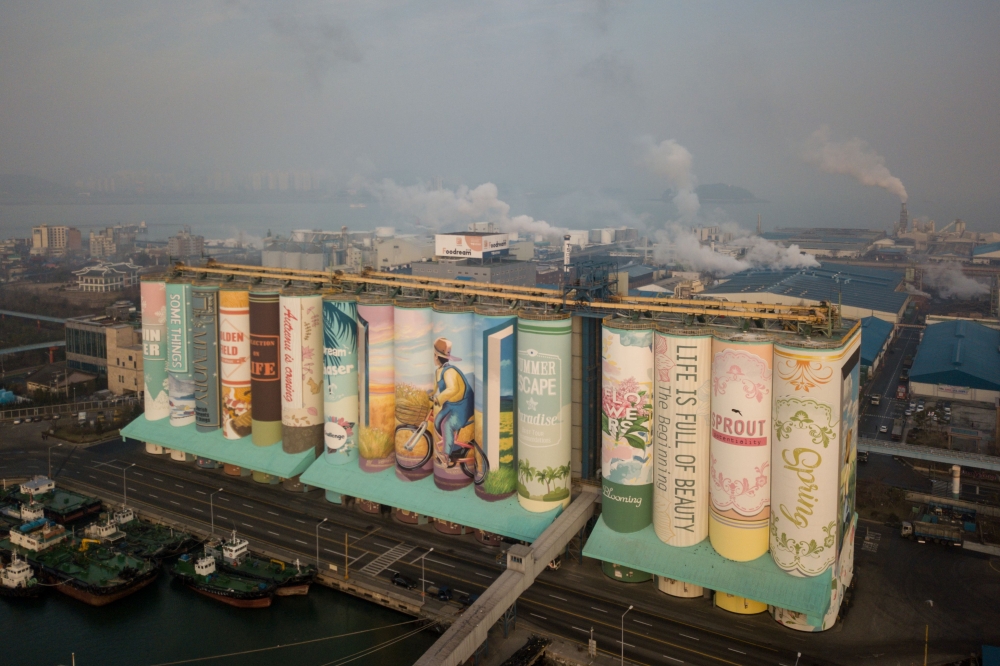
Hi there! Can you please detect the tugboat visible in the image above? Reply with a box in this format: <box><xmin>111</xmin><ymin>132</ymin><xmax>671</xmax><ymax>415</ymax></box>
<box><xmin>0</xmin><ymin>516</ymin><xmax>159</xmax><ymax>607</ymax></box>
<box><xmin>0</xmin><ymin>553</ymin><xmax>42</xmax><ymax>598</ymax></box>
<box><xmin>0</xmin><ymin>500</ymin><xmax>46</xmax><ymax>538</ymax></box>
<box><xmin>11</xmin><ymin>477</ymin><xmax>102</xmax><ymax>525</ymax></box>
<box><xmin>171</xmin><ymin>551</ymin><xmax>275</xmax><ymax>608</ymax></box>
<box><xmin>209</xmin><ymin>531</ymin><xmax>316</xmax><ymax>596</ymax></box>
<box><xmin>83</xmin><ymin>513</ymin><xmax>127</xmax><ymax>546</ymax></box>
<box><xmin>113</xmin><ymin>507</ymin><xmax>200</xmax><ymax>559</ymax></box>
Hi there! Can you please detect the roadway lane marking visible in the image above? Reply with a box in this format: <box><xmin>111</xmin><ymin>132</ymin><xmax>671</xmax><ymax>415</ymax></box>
<box><xmin>295</xmin><ymin>519</ymin><xmax>306</xmax><ymax>524</ymax></box>
<box><xmin>616</xmin><ymin>641</ymin><xmax>635</xmax><ymax>648</ymax></box>
<box><xmin>175</xmin><ymin>484</ymin><xmax>184</xmax><ymax>488</ymax></box>
<box><xmin>295</xmin><ymin>539</ymin><xmax>308</xmax><ymax>545</ymax></box>
<box><xmin>268</xmin><ymin>511</ymin><xmax>280</xmax><ymax>516</ymax></box>
<box><xmin>662</xmin><ymin>657</ymin><xmax>683</xmax><ymax>664</ymax></box>
<box><xmin>572</xmin><ymin>627</ymin><xmax>589</xmax><ymax>634</ymax></box>
<box><xmin>153</xmin><ymin>477</ymin><xmax>163</xmax><ymax>482</ymax></box>
<box><xmin>149</xmin><ymin>494</ymin><xmax>158</xmax><ymax>498</ymax></box>
<box><xmin>426</xmin><ymin>558</ymin><xmax>454</xmax><ymax>568</ymax></box>
<box><xmin>217</xmin><ymin>516</ymin><xmax>228</xmax><ymax>521</ymax></box>
<box><xmin>550</xmin><ymin>595</ymin><xmax>567</xmax><ymax>601</ymax></box>
<box><xmin>195</xmin><ymin>490</ymin><xmax>206</xmax><ymax>495</ymax></box>
<box><xmin>727</xmin><ymin>648</ymin><xmax>745</xmax><ymax>655</ymax></box>
<box><xmin>419</xmin><ymin>578</ymin><xmax>433</xmax><ymax>584</ymax></box>
<box><xmin>678</xmin><ymin>633</ymin><xmax>699</xmax><ymax>641</ymax></box>
<box><xmin>191</xmin><ymin>508</ymin><xmax>203</xmax><ymax>513</ymax></box>
<box><xmin>170</xmin><ymin>501</ymin><xmax>181</xmax><ymax>506</ymax></box>
<box><xmin>590</xmin><ymin>606</ymin><xmax>607</xmax><ymax>613</ymax></box>
<box><xmin>454</xmin><ymin>589</ymin><xmax>469</xmax><ymax>595</ymax></box>
<box><xmin>530</xmin><ymin>613</ymin><xmax>548</xmax><ymax>621</ymax></box>
<box><xmin>243</xmin><ymin>503</ymin><xmax>254</xmax><ymax>508</ymax></box>
<box><xmin>242</xmin><ymin>522</ymin><xmax>253</xmax><ymax>528</ymax></box>
<box><xmin>132</xmin><ymin>471</ymin><xmax>143</xmax><ymax>476</ymax></box>
<box><xmin>268</xmin><ymin>531</ymin><xmax>280</xmax><ymax>536</ymax></box>
<box><xmin>218</xmin><ymin>497</ymin><xmax>230</xmax><ymax>502</ymax></box>
<box><xmin>475</xmin><ymin>572</ymin><xmax>492</xmax><ymax>579</ymax></box>
<box><xmin>89</xmin><ymin>475</ymin><xmax>97</xmax><ymax>479</ymax></box>
<box><xmin>634</xmin><ymin>619</ymin><xmax>652</xmax><ymax>627</ymax></box>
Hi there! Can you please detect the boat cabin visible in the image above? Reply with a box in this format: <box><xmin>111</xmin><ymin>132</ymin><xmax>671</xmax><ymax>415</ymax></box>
<box><xmin>0</xmin><ymin>554</ymin><xmax>35</xmax><ymax>589</ymax></box>
<box><xmin>19</xmin><ymin>476</ymin><xmax>55</xmax><ymax>498</ymax></box>
<box><xmin>221</xmin><ymin>531</ymin><xmax>249</xmax><ymax>565</ymax></box>
<box><xmin>83</xmin><ymin>514</ymin><xmax>126</xmax><ymax>543</ymax></box>
<box><xmin>10</xmin><ymin>519</ymin><xmax>66</xmax><ymax>552</ymax></box>
<box><xmin>194</xmin><ymin>555</ymin><xmax>216</xmax><ymax>577</ymax></box>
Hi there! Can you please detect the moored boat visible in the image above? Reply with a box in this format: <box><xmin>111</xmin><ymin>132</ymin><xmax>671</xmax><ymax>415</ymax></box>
<box><xmin>114</xmin><ymin>507</ymin><xmax>200</xmax><ymax>559</ymax></box>
<box><xmin>171</xmin><ymin>552</ymin><xmax>274</xmax><ymax>608</ymax></box>
<box><xmin>0</xmin><ymin>553</ymin><xmax>42</xmax><ymax>598</ymax></box>
<box><xmin>208</xmin><ymin>531</ymin><xmax>316</xmax><ymax>596</ymax></box>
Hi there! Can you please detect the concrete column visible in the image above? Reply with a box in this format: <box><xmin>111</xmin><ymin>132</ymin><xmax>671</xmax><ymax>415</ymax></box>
<box><xmin>951</xmin><ymin>465</ymin><xmax>961</xmax><ymax>499</ymax></box>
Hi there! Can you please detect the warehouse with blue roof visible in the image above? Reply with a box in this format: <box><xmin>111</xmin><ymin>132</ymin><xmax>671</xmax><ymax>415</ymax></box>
<box><xmin>859</xmin><ymin>316</ymin><xmax>896</xmax><ymax>383</ymax></box>
<box><xmin>702</xmin><ymin>263</ymin><xmax>910</xmax><ymax>322</ymax></box>
<box><xmin>972</xmin><ymin>241</ymin><xmax>1000</xmax><ymax>264</ymax></box>
<box><xmin>909</xmin><ymin>320</ymin><xmax>1000</xmax><ymax>403</ymax></box>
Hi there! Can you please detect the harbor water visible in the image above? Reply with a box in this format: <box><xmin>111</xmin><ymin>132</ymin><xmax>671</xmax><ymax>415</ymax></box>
<box><xmin>0</xmin><ymin>571</ymin><xmax>436</xmax><ymax>665</ymax></box>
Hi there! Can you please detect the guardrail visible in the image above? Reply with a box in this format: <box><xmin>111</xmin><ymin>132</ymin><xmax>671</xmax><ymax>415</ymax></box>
<box><xmin>0</xmin><ymin>398</ymin><xmax>138</xmax><ymax>423</ymax></box>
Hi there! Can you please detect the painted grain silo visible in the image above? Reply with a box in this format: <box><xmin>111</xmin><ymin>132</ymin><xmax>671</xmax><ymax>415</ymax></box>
<box><xmin>219</xmin><ymin>288</ymin><xmax>252</xmax><ymax>439</ymax></box>
<box><xmin>708</xmin><ymin>333</ymin><xmax>773</xmax><ymax>562</ymax></box>
<box><xmin>249</xmin><ymin>289</ymin><xmax>281</xmax><ymax>446</ymax></box>
<box><xmin>393</xmin><ymin>299</ymin><xmax>435</xmax><ymax>481</ymax></box>
<box><xmin>652</xmin><ymin>326</ymin><xmax>713</xmax><ymax>548</ymax></box>
<box><xmin>656</xmin><ymin>576</ymin><xmax>703</xmax><ymax>598</ymax></box>
<box><xmin>280</xmin><ymin>291</ymin><xmax>324</xmax><ymax>454</ymax></box>
<box><xmin>322</xmin><ymin>294</ymin><xmax>359</xmax><ymax>465</ymax></box>
<box><xmin>431</xmin><ymin>304</ymin><xmax>476</xmax><ymax>491</ymax></box>
<box><xmin>165</xmin><ymin>280</ymin><xmax>195</xmax><ymax>427</ymax></box>
<box><xmin>600</xmin><ymin>316</ymin><xmax>654</xmax><ymax>533</ymax></box>
<box><xmin>357</xmin><ymin>297</ymin><xmax>395</xmax><ymax>472</ymax></box>
<box><xmin>472</xmin><ymin>306</ymin><xmax>517</xmax><ymax>501</ymax></box>
<box><xmin>715</xmin><ymin>592</ymin><xmax>767</xmax><ymax>615</ymax></box>
<box><xmin>516</xmin><ymin>310</ymin><xmax>572</xmax><ymax>513</ymax></box>
<box><xmin>141</xmin><ymin>279</ymin><xmax>169</xmax><ymax>421</ymax></box>
<box><xmin>192</xmin><ymin>284</ymin><xmax>221</xmax><ymax>432</ymax></box>
<box><xmin>770</xmin><ymin>329</ymin><xmax>861</xmax><ymax>577</ymax></box>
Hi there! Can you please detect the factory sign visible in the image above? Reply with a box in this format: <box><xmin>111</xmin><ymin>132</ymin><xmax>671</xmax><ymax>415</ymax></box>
<box><xmin>435</xmin><ymin>233</ymin><xmax>509</xmax><ymax>259</ymax></box>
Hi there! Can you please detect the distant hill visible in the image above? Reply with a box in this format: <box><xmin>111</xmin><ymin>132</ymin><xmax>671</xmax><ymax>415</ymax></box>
<box><xmin>0</xmin><ymin>174</ymin><xmax>79</xmax><ymax>203</ymax></box>
<box><xmin>661</xmin><ymin>183</ymin><xmax>764</xmax><ymax>204</ymax></box>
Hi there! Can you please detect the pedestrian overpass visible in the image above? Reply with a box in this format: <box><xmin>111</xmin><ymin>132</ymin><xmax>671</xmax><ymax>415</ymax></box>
<box><xmin>858</xmin><ymin>437</ymin><xmax>1000</xmax><ymax>472</ymax></box>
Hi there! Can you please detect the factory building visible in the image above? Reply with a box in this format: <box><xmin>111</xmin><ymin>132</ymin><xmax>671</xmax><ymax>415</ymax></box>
<box><xmin>859</xmin><ymin>316</ymin><xmax>895</xmax><ymax>384</ymax></box>
<box><xmin>972</xmin><ymin>242</ymin><xmax>1000</xmax><ymax>265</ymax></box>
<box><xmin>411</xmin><ymin>231</ymin><xmax>535</xmax><ymax>286</ymax></box>
<box><xmin>909</xmin><ymin>320</ymin><xmax>1000</xmax><ymax>403</ymax></box>
<box><xmin>702</xmin><ymin>263</ymin><xmax>910</xmax><ymax>323</ymax></box>
<box><xmin>759</xmin><ymin>228</ymin><xmax>885</xmax><ymax>258</ymax></box>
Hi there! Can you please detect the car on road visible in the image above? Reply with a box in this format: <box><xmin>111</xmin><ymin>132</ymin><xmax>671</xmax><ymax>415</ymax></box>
<box><xmin>436</xmin><ymin>585</ymin><xmax>453</xmax><ymax>601</ymax></box>
<box><xmin>870</xmin><ymin>394</ymin><xmax>881</xmax><ymax>406</ymax></box>
<box><xmin>858</xmin><ymin>451</ymin><xmax>869</xmax><ymax>463</ymax></box>
<box><xmin>12</xmin><ymin>419</ymin><xmax>21</xmax><ymax>425</ymax></box>
<box><xmin>459</xmin><ymin>592</ymin><xmax>480</xmax><ymax>607</ymax></box>
<box><xmin>879</xmin><ymin>425</ymin><xmax>888</xmax><ymax>433</ymax></box>
<box><xmin>391</xmin><ymin>573</ymin><xmax>417</xmax><ymax>590</ymax></box>
<box><xmin>905</xmin><ymin>409</ymin><xmax>913</xmax><ymax>416</ymax></box>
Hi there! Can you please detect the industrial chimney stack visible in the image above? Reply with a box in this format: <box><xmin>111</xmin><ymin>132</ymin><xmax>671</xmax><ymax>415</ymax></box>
<box><xmin>896</xmin><ymin>203</ymin><xmax>909</xmax><ymax>236</ymax></box>
<box><xmin>563</xmin><ymin>235</ymin><xmax>572</xmax><ymax>274</ymax></box>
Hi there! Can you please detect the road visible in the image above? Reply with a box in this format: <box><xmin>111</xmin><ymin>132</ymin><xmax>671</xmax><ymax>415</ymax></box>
<box><xmin>859</xmin><ymin>327</ymin><xmax>921</xmax><ymax>441</ymax></box>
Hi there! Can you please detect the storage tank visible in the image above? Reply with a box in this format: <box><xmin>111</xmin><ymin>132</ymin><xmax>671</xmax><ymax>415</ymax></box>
<box><xmin>279</xmin><ymin>291</ymin><xmax>324</xmax><ymax>454</ymax></box>
<box><xmin>715</xmin><ymin>592</ymin><xmax>767</xmax><ymax>615</ymax></box>
<box><xmin>601</xmin><ymin>316</ymin><xmax>654</xmax><ymax>533</ymax></box>
<box><xmin>393</xmin><ymin>300</ymin><xmax>435</xmax><ymax>481</ymax></box>
<box><xmin>165</xmin><ymin>280</ymin><xmax>195</xmax><ymax>427</ymax></box>
<box><xmin>191</xmin><ymin>284</ymin><xmax>221</xmax><ymax>432</ymax></box>
<box><xmin>472</xmin><ymin>306</ymin><xmax>518</xmax><ymax>501</ymax></box>
<box><xmin>249</xmin><ymin>289</ymin><xmax>282</xmax><ymax>446</ymax></box>
<box><xmin>141</xmin><ymin>279</ymin><xmax>169</xmax><ymax>421</ymax></box>
<box><xmin>219</xmin><ymin>288</ymin><xmax>252</xmax><ymax>439</ymax></box>
<box><xmin>356</xmin><ymin>297</ymin><xmax>395</xmax><ymax>472</ymax></box>
<box><xmin>652</xmin><ymin>326</ymin><xmax>712</xmax><ymax>548</ymax></box>
<box><xmin>322</xmin><ymin>294</ymin><xmax>359</xmax><ymax>465</ymax></box>
<box><xmin>708</xmin><ymin>333</ymin><xmax>773</xmax><ymax>562</ymax></box>
<box><xmin>656</xmin><ymin>576</ymin><xmax>703</xmax><ymax>598</ymax></box>
<box><xmin>516</xmin><ymin>310</ymin><xmax>572</xmax><ymax>513</ymax></box>
<box><xmin>430</xmin><ymin>304</ymin><xmax>476</xmax><ymax>491</ymax></box>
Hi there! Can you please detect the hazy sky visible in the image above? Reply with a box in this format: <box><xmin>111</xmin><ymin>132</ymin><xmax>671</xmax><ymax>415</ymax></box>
<box><xmin>1</xmin><ymin>1</ymin><xmax>998</xmax><ymax>230</ymax></box>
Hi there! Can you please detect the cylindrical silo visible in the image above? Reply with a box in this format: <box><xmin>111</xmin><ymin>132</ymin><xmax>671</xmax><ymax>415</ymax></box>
<box><xmin>250</xmin><ymin>289</ymin><xmax>282</xmax><ymax>446</ymax></box>
<box><xmin>770</xmin><ymin>330</ymin><xmax>860</xmax><ymax>577</ymax></box>
<box><xmin>431</xmin><ymin>304</ymin><xmax>476</xmax><ymax>491</ymax></box>
<box><xmin>715</xmin><ymin>592</ymin><xmax>767</xmax><ymax>615</ymax></box>
<box><xmin>323</xmin><ymin>294</ymin><xmax>359</xmax><ymax>466</ymax></box>
<box><xmin>192</xmin><ymin>284</ymin><xmax>221</xmax><ymax>432</ymax></box>
<box><xmin>653</xmin><ymin>327</ymin><xmax>712</xmax><ymax>547</ymax></box>
<box><xmin>516</xmin><ymin>310</ymin><xmax>572</xmax><ymax>513</ymax></box>
<box><xmin>656</xmin><ymin>576</ymin><xmax>704</xmax><ymax>598</ymax></box>
<box><xmin>357</xmin><ymin>297</ymin><xmax>395</xmax><ymax>472</ymax></box>
<box><xmin>165</xmin><ymin>280</ymin><xmax>195</xmax><ymax>427</ymax></box>
<box><xmin>601</xmin><ymin>316</ymin><xmax>654</xmax><ymax>533</ymax></box>
<box><xmin>473</xmin><ymin>306</ymin><xmax>518</xmax><ymax>501</ymax></box>
<box><xmin>219</xmin><ymin>288</ymin><xmax>252</xmax><ymax>439</ymax></box>
<box><xmin>141</xmin><ymin>279</ymin><xmax>169</xmax><ymax>421</ymax></box>
<box><xmin>709</xmin><ymin>333</ymin><xmax>773</xmax><ymax>562</ymax></box>
<box><xmin>393</xmin><ymin>299</ymin><xmax>435</xmax><ymax>481</ymax></box>
<box><xmin>280</xmin><ymin>291</ymin><xmax>324</xmax><ymax>455</ymax></box>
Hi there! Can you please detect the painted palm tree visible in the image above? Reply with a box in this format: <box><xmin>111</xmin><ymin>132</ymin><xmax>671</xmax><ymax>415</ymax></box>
<box><xmin>322</xmin><ymin>301</ymin><xmax>358</xmax><ymax>367</ymax></box>
<box><xmin>537</xmin><ymin>467</ymin><xmax>557</xmax><ymax>494</ymax></box>
<box><xmin>556</xmin><ymin>464</ymin><xmax>571</xmax><ymax>488</ymax></box>
<box><xmin>518</xmin><ymin>459</ymin><xmax>536</xmax><ymax>486</ymax></box>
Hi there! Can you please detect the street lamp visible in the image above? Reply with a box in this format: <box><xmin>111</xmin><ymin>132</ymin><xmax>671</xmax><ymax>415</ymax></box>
<box><xmin>418</xmin><ymin>548</ymin><xmax>434</xmax><ymax>599</ymax></box>
<box><xmin>209</xmin><ymin>488</ymin><xmax>223</xmax><ymax>536</ymax></box>
<box><xmin>621</xmin><ymin>605</ymin><xmax>633</xmax><ymax>666</ymax></box>
<box><xmin>47</xmin><ymin>442</ymin><xmax>62</xmax><ymax>478</ymax></box>
<box><xmin>344</xmin><ymin>525</ymin><xmax>381</xmax><ymax>581</ymax></box>
<box><xmin>316</xmin><ymin>518</ymin><xmax>328</xmax><ymax>571</ymax></box>
<box><xmin>122</xmin><ymin>463</ymin><xmax>135</xmax><ymax>507</ymax></box>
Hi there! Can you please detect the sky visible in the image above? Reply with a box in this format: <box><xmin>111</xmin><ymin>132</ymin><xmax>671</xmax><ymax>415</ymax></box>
<box><xmin>1</xmin><ymin>1</ymin><xmax>998</xmax><ymax>232</ymax></box>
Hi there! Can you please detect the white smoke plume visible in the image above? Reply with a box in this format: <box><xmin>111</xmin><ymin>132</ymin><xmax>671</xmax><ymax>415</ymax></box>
<box><xmin>905</xmin><ymin>284</ymin><xmax>931</xmax><ymax>298</ymax></box>
<box><xmin>641</xmin><ymin>137</ymin><xmax>700</xmax><ymax>221</ymax></box>
<box><xmin>921</xmin><ymin>263</ymin><xmax>989</xmax><ymax>299</ymax></box>
<box><xmin>803</xmin><ymin>125</ymin><xmax>908</xmax><ymax>202</ymax></box>
<box><xmin>653</xmin><ymin>225</ymin><xmax>819</xmax><ymax>276</ymax></box>
<box><xmin>372</xmin><ymin>179</ymin><xmax>567</xmax><ymax>239</ymax></box>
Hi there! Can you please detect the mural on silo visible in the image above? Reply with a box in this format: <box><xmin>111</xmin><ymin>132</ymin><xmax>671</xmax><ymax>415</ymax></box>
<box><xmin>652</xmin><ymin>331</ymin><xmax>712</xmax><ymax>547</ymax></box>
<box><xmin>709</xmin><ymin>336</ymin><xmax>773</xmax><ymax>562</ymax></box>
<box><xmin>219</xmin><ymin>289</ymin><xmax>252</xmax><ymax>439</ymax></box>
<box><xmin>192</xmin><ymin>285</ymin><xmax>221</xmax><ymax>432</ymax></box>
<box><xmin>431</xmin><ymin>308</ymin><xmax>477</xmax><ymax>491</ymax></box>
<box><xmin>601</xmin><ymin>320</ymin><xmax>654</xmax><ymax>533</ymax></box>
<box><xmin>837</xmin><ymin>339</ymin><xmax>861</xmax><ymax>562</ymax></box>
<box><xmin>473</xmin><ymin>309</ymin><xmax>517</xmax><ymax>501</ymax></box>
<box><xmin>166</xmin><ymin>282</ymin><xmax>195</xmax><ymax>427</ymax></box>
<box><xmin>141</xmin><ymin>281</ymin><xmax>169</xmax><ymax>421</ymax></box>
<box><xmin>249</xmin><ymin>290</ymin><xmax>281</xmax><ymax>446</ymax></box>
<box><xmin>357</xmin><ymin>301</ymin><xmax>395</xmax><ymax>472</ymax></box>
<box><xmin>323</xmin><ymin>296</ymin><xmax>359</xmax><ymax>465</ymax></box>
<box><xmin>516</xmin><ymin>314</ymin><xmax>572</xmax><ymax>513</ymax></box>
<box><xmin>393</xmin><ymin>303</ymin><xmax>435</xmax><ymax>481</ymax></box>
<box><xmin>280</xmin><ymin>293</ymin><xmax>324</xmax><ymax>454</ymax></box>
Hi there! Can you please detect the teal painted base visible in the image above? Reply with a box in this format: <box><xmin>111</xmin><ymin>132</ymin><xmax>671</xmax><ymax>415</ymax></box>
<box><xmin>602</xmin><ymin>560</ymin><xmax>653</xmax><ymax>583</ymax></box>
<box><xmin>325</xmin><ymin>490</ymin><xmax>344</xmax><ymax>504</ymax></box>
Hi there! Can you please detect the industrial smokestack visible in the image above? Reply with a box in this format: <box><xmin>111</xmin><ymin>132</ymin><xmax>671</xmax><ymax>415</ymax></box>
<box><xmin>756</xmin><ymin>214</ymin><xmax>761</xmax><ymax>236</ymax></box>
<box><xmin>563</xmin><ymin>235</ymin><xmax>572</xmax><ymax>274</ymax></box>
<box><xmin>897</xmin><ymin>203</ymin><xmax>908</xmax><ymax>236</ymax></box>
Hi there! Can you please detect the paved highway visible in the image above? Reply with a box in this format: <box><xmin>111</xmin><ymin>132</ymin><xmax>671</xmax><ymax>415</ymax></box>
<box><xmin>1</xmin><ymin>428</ymin><xmax>838</xmax><ymax>665</ymax></box>
<box><xmin>859</xmin><ymin>327</ymin><xmax>921</xmax><ymax>441</ymax></box>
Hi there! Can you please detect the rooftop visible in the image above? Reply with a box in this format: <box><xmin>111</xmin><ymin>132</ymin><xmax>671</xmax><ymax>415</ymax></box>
<box><xmin>860</xmin><ymin>316</ymin><xmax>895</xmax><ymax>366</ymax></box>
<box><xmin>973</xmin><ymin>241</ymin><xmax>1000</xmax><ymax>256</ymax></box>
<box><xmin>910</xmin><ymin>320</ymin><xmax>1000</xmax><ymax>392</ymax></box>
<box><xmin>703</xmin><ymin>262</ymin><xmax>908</xmax><ymax>316</ymax></box>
